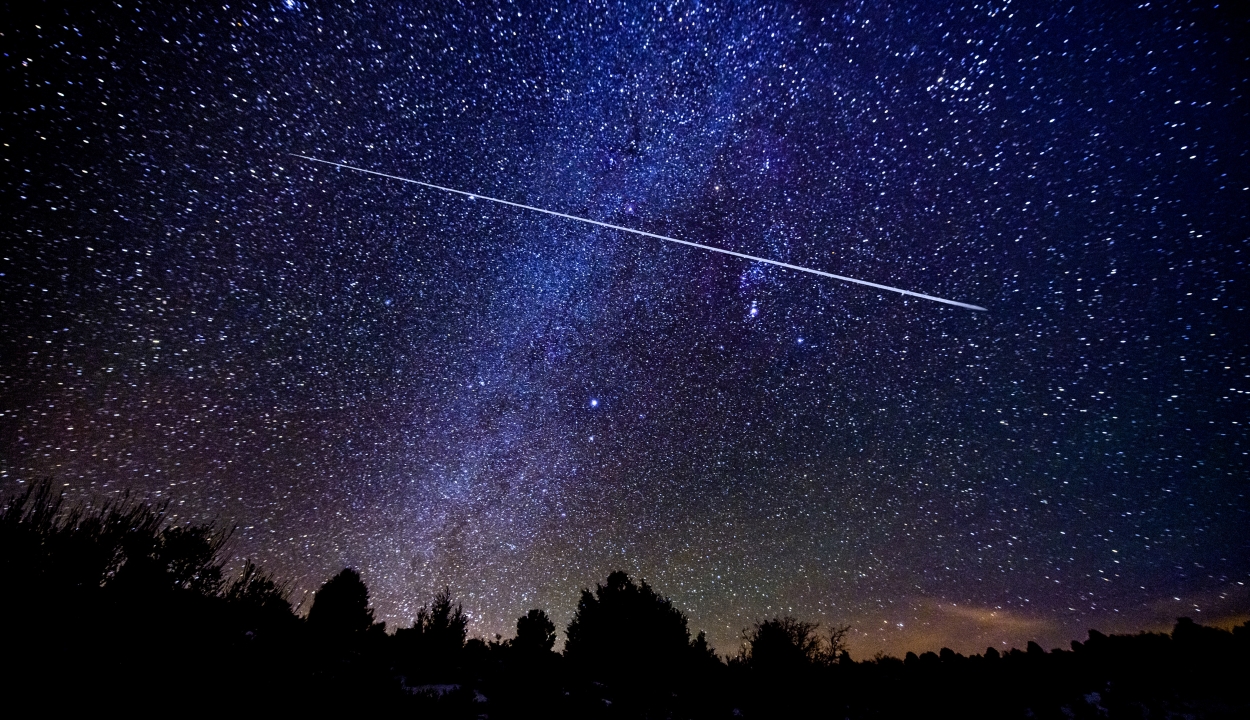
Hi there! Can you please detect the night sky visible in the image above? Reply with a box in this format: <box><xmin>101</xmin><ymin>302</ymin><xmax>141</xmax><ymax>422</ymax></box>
<box><xmin>3</xmin><ymin>1</ymin><xmax>1247</xmax><ymax>658</ymax></box>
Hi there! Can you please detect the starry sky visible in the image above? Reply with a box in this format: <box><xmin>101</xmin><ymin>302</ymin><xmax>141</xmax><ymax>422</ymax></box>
<box><xmin>2</xmin><ymin>1</ymin><xmax>1247</xmax><ymax>658</ymax></box>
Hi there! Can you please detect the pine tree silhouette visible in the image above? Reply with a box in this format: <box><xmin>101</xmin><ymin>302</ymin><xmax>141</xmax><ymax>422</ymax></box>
<box><xmin>393</xmin><ymin>586</ymin><xmax>468</xmax><ymax>684</ymax></box>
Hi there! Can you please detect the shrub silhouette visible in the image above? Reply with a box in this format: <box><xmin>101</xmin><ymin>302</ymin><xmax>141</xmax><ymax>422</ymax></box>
<box><xmin>0</xmin><ymin>478</ymin><xmax>228</xmax><ymax>602</ymax></box>
<box><xmin>0</xmin><ymin>479</ymin><xmax>311</xmax><ymax>707</ymax></box>
<box><xmin>226</xmin><ymin>559</ymin><xmax>294</xmax><ymax>620</ymax></box>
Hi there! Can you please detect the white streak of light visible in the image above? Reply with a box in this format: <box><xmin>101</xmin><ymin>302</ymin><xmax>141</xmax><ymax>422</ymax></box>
<box><xmin>290</xmin><ymin>154</ymin><xmax>987</xmax><ymax>312</ymax></box>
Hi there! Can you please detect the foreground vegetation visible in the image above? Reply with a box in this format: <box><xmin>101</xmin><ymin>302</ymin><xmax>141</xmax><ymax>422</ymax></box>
<box><xmin>2</xmin><ymin>480</ymin><xmax>1246</xmax><ymax>717</ymax></box>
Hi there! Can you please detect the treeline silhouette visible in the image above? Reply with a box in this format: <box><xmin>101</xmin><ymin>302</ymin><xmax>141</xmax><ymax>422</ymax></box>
<box><xmin>3</xmin><ymin>480</ymin><xmax>1247</xmax><ymax>717</ymax></box>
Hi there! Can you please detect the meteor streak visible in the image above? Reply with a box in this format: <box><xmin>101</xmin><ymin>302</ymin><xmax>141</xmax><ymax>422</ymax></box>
<box><xmin>290</xmin><ymin>154</ymin><xmax>987</xmax><ymax>312</ymax></box>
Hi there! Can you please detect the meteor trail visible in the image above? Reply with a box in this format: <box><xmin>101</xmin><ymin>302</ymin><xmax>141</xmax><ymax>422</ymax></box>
<box><xmin>290</xmin><ymin>154</ymin><xmax>987</xmax><ymax>312</ymax></box>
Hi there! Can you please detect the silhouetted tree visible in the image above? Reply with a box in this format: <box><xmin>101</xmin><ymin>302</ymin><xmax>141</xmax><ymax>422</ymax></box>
<box><xmin>8</xmin><ymin>480</ymin><xmax>1250</xmax><ymax>716</ymax></box>
<box><xmin>514</xmin><ymin>608</ymin><xmax>557</xmax><ymax>655</ymax></box>
<box><xmin>474</xmin><ymin>608</ymin><xmax>566</xmax><ymax>716</ymax></box>
<box><xmin>410</xmin><ymin>586</ymin><xmax>468</xmax><ymax>653</ymax></box>
<box><xmin>564</xmin><ymin>570</ymin><xmax>716</xmax><ymax>712</ymax></box>
<box><xmin>741</xmin><ymin>616</ymin><xmax>821</xmax><ymax>672</ymax></box>
<box><xmin>307</xmin><ymin>568</ymin><xmax>376</xmax><ymax>638</ymax></box>
<box><xmin>393</xmin><ymin>587</ymin><xmax>468</xmax><ymax>683</ymax></box>
<box><xmin>691</xmin><ymin>630</ymin><xmax>718</xmax><ymax>663</ymax></box>
<box><xmin>740</xmin><ymin>616</ymin><xmax>850</xmax><ymax>672</ymax></box>
<box><xmin>565</xmin><ymin>571</ymin><xmax>692</xmax><ymax>670</ymax></box>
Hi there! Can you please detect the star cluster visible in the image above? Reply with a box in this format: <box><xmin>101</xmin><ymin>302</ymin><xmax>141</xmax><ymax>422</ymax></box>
<box><xmin>2</xmin><ymin>1</ymin><xmax>1246</xmax><ymax>656</ymax></box>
